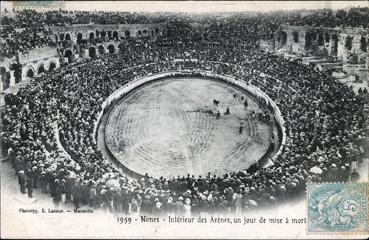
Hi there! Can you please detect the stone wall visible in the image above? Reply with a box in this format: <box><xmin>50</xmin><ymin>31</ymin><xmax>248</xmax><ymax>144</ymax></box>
<box><xmin>49</xmin><ymin>23</ymin><xmax>165</xmax><ymax>44</ymax></box>
<box><xmin>1</xmin><ymin>23</ymin><xmax>166</xmax><ymax>92</ymax></box>
<box><xmin>275</xmin><ymin>25</ymin><xmax>368</xmax><ymax>65</ymax></box>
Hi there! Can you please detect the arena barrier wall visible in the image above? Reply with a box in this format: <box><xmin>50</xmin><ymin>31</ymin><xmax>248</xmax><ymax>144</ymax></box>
<box><xmin>94</xmin><ymin>66</ymin><xmax>286</xmax><ymax>176</ymax></box>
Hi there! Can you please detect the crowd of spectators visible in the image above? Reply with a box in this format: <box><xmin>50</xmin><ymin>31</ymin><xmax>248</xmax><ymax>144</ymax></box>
<box><xmin>0</xmin><ymin>10</ymin><xmax>53</xmax><ymax>59</ymax></box>
<box><xmin>2</xmin><ymin>27</ymin><xmax>368</xmax><ymax>215</ymax></box>
<box><xmin>1</xmin><ymin>7</ymin><xmax>368</xmax><ymax>60</ymax></box>
<box><xmin>286</xmin><ymin>7</ymin><xmax>369</xmax><ymax>28</ymax></box>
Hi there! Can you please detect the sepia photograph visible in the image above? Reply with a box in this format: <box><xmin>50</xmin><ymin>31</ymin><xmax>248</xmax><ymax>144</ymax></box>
<box><xmin>0</xmin><ymin>1</ymin><xmax>368</xmax><ymax>239</ymax></box>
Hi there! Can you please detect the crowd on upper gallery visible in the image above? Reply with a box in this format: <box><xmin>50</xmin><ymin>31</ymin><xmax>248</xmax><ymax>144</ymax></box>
<box><xmin>1</xmin><ymin>7</ymin><xmax>368</xmax><ymax>60</ymax></box>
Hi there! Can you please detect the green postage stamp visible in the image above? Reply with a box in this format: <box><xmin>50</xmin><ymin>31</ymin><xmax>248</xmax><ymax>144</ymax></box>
<box><xmin>307</xmin><ymin>182</ymin><xmax>368</xmax><ymax>234</ymax></box>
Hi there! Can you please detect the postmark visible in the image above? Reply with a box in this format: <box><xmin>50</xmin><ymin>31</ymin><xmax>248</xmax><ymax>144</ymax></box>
<box><xmin>307</xmin><ymin>182</ymin><xmax>368</xmax><ymax>234</ymax></box>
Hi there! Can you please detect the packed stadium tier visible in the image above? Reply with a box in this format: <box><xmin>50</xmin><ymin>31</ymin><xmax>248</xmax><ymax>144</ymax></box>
<box><xmin>104</xmin><ymin>77</ymin><xmax>276</xmax><ymax>177</ymax></box>
<box><xmin>2</xmin><ymin>48</ymin><xmax>367</xmax><ymax>212</ymax></box>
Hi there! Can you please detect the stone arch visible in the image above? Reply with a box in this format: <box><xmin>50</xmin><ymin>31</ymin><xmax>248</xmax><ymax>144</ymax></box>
<box><xmin>95</xmin><ymin>29</ymin><xmax>100</xmax><ymax>38</ymax></box>
<box><xmin>280</xmin><ymin>31</ymin><xmax>287</xmax><ymax>46</ymax></box>
<box><xmin>64</xmin><ymin>49</ymin><xmax>74</xmax><ymax>63</ymax></box>
<box><xmin>54</xmin><ymin>34</ymin><xmax>59</xmax><ymax>42</ymax></box>
<box><xmin>305</xmin><ymin>32</ymin><xmax>313</xmax><ymax>49</ymax></box>
<box><xmin>113</xmin><ymin>31</ymin><xmax>119</xmax><ymax>39</ymax></box>
<box><xmin>3</xmin><ymin>72</ymin><xmax>11</xmax><ymax>90</ymax></box>
<box><xmin>0</xmin><ymin>66</ymin><xmax>10</xmax><ymax>90</ymax></box>
<box><xmin>65</xmin><ymin>33</ymin><xmax>71</xmax><ymax>41</ymax></box>
<box><xmin>14</xmin><ymin>71</ymin><xmax>20</xmax><ymax>84</ymax></box>
<box><xmin>59</xmin><ymin>33</ymin><xmax>65</xmax><ymax>41</ymax></box>
<box><xmin>37</xmin><ymin>64</ymin><xmax>45</xmax><ymax>74</ymax></box>
<box><xmin>89</xmin><ymin>47</ymin><xmax>97</xmax><ymax>58</ymax></box>
<box><xmin>89</xmin><ymin>31</ymin><xmax>95</xmax><ymax>40</ymax></box>
<box><xmin>26</xmin><ymin>67</ymin><xmax>35</xmax><ymax>78</ymax></box>
<box><xmin>310</xmin><ymin>32</ymin><xmax>317</xmax><ymax>41</ymax></box>
<box><xmin>98</xmin><ymin>45</ymin><xmax>105</xmax><ymax>55</ymax></box>
<box><xmin>331</xmin><ymin>34</ymin><xmax>338</xmax><ymax>54</ymax></box>
<box><xmin>1</xmin><ymin>66</ymin><xmax>7</xmax><ymax>75</ymax></box>
<box><xmin>125</xmin><ymin>30</ymin><xmax>130</xmax><ymax>38</ymax></box>
<box><xmin>11</xmin><ymin>63</ymin><xmax>22</xmax><ymax>83</ymax></box>
<box><xmin>137</xmin><ymin>30</ymin><xmax>142</xmax><ymax>38</ymax></box>
<box><xmin>345</xmin><ymin>36</ymin><xmax>353</xmax><ymax>50</ymax></box>
<box><xmin>77</xmin><ymin>32</ymin><xmax>83</xmax><ymax>43</ymax></box>
<box><xmin>48</xmin><ymin>61</ymin><xmax>56</xmax><ymax>71</ymax></box>
<box><xmin>318</xmin><ymin>33</ymin><xmax>324</xmax><ymax>46</ymax></box>
<box><xmin>118</xmin><ymin>42</ymin><xmax>125</xmax><ymax>53</ymax></box>
<box><xmin>101</xmin><ymin>30</ymin><xmax>106</xmax><ymax>38</ymax></box>
<box><xmin>108</xmin><ymin>31</ymin><xmax>112</xmax><ymax>39</ymax></box>
<box><xmin>360</xmin><ymin>37</ymin><xmax>367</xmax><ymax>52</ymax></box>
<box><xmin>143</xmin><ymin>29</ymin><xmax>147</xmax><ymax>36</ymax></box>
<box><xmin>324</xmin><ymin>33</ymin><xmax>330</xmax><ymax>43</ymax></box>
<box><xmin>107</xmin><ymin>44</ymin><xmax>115</xmax><ymax>54</ymax></box>
<box><xmin>292</xmin><ymin>31</ymin><xmax>299</xmax><ymax>43</ymax></box>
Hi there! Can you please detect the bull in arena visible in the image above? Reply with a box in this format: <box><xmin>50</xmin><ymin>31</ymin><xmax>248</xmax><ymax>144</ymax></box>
<box><xmin>244</xmin><ymin>99</ymin><xmax>248</xmax><ymax>109</ymax></box>
<box><xmin>213</xmin><ymin>99</ymin><xmax>220</xmax><ymax>106</ymax></box>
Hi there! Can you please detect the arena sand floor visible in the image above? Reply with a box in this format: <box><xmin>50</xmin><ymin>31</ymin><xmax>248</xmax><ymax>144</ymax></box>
<box><xmin>104</xmin><ymin>77</ymin><xmax>273</xmax><ymax>177</ymax></box>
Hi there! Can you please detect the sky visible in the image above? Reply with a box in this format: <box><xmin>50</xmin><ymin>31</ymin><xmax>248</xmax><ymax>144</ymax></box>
<box><xmin>1</xmin><ymin>1</ymin><xmax>368</xmax><ymax>13</ymax></box>
<box><xmin>64</xmin><ymin>1</ymin><xmax>369</xmax><ymax>12</ymax></box>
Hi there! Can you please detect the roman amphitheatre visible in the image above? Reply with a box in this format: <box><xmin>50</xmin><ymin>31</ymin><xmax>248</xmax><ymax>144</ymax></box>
<box><xmin>1</xmin><ymin>3</ymin><xmax>368</xmax><ymax>220</ymax></box>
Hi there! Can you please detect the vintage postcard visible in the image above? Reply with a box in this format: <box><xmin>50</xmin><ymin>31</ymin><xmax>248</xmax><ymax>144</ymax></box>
<box><xmin>0</xmin><ymin>1</ymin><xmax>368</xmax><ymax>239</ymax></box>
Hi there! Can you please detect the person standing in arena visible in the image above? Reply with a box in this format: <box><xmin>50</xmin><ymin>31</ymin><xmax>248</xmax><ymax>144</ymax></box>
<box><xmin>141</xmin><ymin>195</ymin><xmax>153</xmax><ymax>215</ymax></box>
<box><xmin>234</xmin><ymin>190</ymin><xmax>243</xmax><ymax>214</ymax></box>
<box><xmin>239</xmin><ymin>121</ymin><xmax>244</xmax><ymax>134</ymax></box>
<box><xmin>105</xmin><ymin>187</ymin><xmax>114</xmax><ymax>213</ymax></box>
<box><xmin>39</xmin><ymin>172</ymin><xmax>48</xmax><ymax>194</ymax></box>
<box><xmin>250</xmin><ymin>110</ymin><xmax>257</xmax><ymax>136</ymax></box>
<box><xmin>121</xmin><ymin>187</ymin><xmax>131</xmax><ymax>215</ymax></box>
<box><xmin>130</xmin><ymin>197</ymin><xmax>140</xmax><ymax>216</ymax></box>
<box><xmin>65</xmin><ymin>177</ymin><xmax>74</xmax><ymax>203</ymax></box>
<box><xmin>244</xmin><ymin>99</ymin><xmax>248</xmax><ymax>110</ymax></box>
<box><xmin>18</xmin><ymin>170</ymin><xmax>26</xmax><ymax>195</ymax></box>
<box><xmin>52</xmin><ymin>179</ymin><xmax>62</xmax><ymax>207</ymax></box>
<box><xmin>88</xmin><ymin>182</ymin><xmax>97</xmax><ymax>209</ymax></box>
<box><xmin>245</xmin><ymin>111</ymin><xmax>251</xmax><ymax>136</ymax></box>
<box><xmin>113</xmin><ymin>188</ymin><xmax>122</xmax><ymax>212</ymax></box>
<box><xmin>184</xmin><ymin>198</ymin><xmax>192</xmax><ymax>217</ymax></box>
<box><xmin>72</xmin><ymin>179</ymin><xmax>82</xmax><ymax>209</ymax></box>
<box><xmin>166</xmin><ymin>196</ymin><xmax>176</xmax><ymax>217</ymax></box>
<box><xmin>26</xmin><ymin>176</ymin><xmax>33</xmax><ymax>198</ymax></box>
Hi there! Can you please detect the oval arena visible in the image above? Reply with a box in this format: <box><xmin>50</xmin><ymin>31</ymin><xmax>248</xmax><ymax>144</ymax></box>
<box><xmin>1</xmin><ymin>7</ymin><xmax>368</xmax><ymax>217</ymax></box>
<box><xmin>100</xmin><ymin>72</ymin><xmax>284</xmax><ymax>178</ymax></box>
